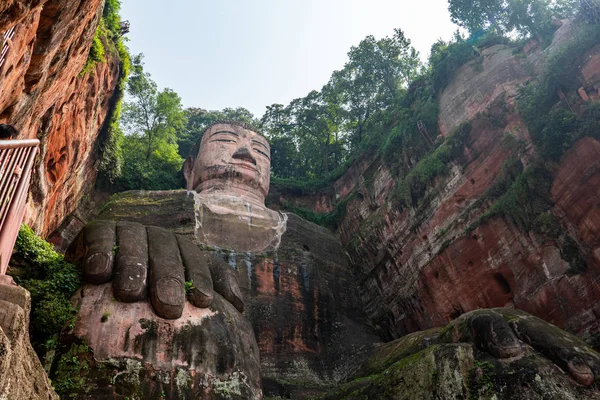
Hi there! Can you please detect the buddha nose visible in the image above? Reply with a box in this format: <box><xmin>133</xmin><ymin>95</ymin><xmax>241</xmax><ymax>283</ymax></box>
<box><xmin>232</xmin><ymin>146</ymin><xmax>257</xmax><ymax>165</ymax></box>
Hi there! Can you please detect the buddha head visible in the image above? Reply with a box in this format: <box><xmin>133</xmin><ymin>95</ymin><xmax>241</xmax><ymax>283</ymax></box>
<box><xmin>183</xmin><ymin>122</ymin><xmax>271</xmax><ymax>203</ymax></box>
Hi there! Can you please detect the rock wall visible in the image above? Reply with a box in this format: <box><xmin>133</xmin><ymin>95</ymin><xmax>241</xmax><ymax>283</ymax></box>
<box><xmin>0</xmin><ymin>283</ymin><xmax>58</xmax><ymax>399</ymax></box>
<box><xmin>0</xmin><ymin>0</ymin><xmax>121</xmax><ymax>236</ymax></box>
<box><xmin>275</xmin><ymin>21</ymin><xmax>600</xmax><ymax>343</ymax></box>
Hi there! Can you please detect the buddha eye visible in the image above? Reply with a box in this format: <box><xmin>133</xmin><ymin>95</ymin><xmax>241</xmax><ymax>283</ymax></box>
<box><xmin>254</xmin><ymin>148</ymin><xmax>270</xmax><ymax>159</ymax></box>
<box><xmin>211</xmin><ymin>139</ymin><xmax>236</xmax><ymax>144</ymax></box>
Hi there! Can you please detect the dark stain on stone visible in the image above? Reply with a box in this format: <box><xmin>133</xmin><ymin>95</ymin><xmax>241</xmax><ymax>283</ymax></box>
<box><xmin>134</xmin><ymin>318</ymin><xmax>158</xmax><ymax>361</ymax></box>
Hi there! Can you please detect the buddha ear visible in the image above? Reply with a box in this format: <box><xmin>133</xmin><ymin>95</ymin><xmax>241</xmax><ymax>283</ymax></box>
<box><xmin>183</xmin><ymin>156</ymin><xmax>195</xmax><ymax>190</ymax></box>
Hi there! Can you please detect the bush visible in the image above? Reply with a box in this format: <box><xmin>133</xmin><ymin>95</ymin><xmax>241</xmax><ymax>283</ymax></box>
<box><xmin>392</xmin><ymin>121</ymin><xmax>471</xmax><ymax>208</ymax></box>
<box><xmin>477</xmin><ymin>165</ymin><xmax>553</xmax><ymax>231</ymax></box>
<box><xmin>430</xmin><ymin>40</ymin><xmax>478</xmax><ymax>93</ymax></box>
<box><xmin>80</xmin><ymin>27</ymin><xmax>106</xmax><ymax>75</ymax></box>
<box><xmin>518</xmin><ymin>23</ymin><xmax>600</xmax><ymax>127</ymax></box>
<box><xmin>12</xmin><ymin>225</ymin><xmax>81</xmax><ymax>350</ymax></box>
<box><xmin>281</xmin><ymin>194</ymin><xmax>351</xmax><ymax>230</ymax></box>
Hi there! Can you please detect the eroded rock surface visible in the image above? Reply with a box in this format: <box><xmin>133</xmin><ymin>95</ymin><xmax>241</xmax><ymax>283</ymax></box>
<box><xmin>0</xmin><ymin>283</ymin><xmax>58</xmax><ymax>399</ymax></box>
<box><xmin>0</xmin><ymin>0</ymin><xmax>121</xmax><ymax>236</ymax></box>
<box><xmin>72</xmin><ymin>285</ymin><xmax>261</xmax><ymax>399</ymax></box>
<box><xmin>321</xmin><ymin>309</ymin><xmax>600</xmax><ymax>400</ymax></box>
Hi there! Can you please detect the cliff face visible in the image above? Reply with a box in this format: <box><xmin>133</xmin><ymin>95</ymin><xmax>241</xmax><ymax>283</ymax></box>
<box><xmin>0</xmin><ymin>0</ymin><xmax>121</xmax><ymax>237</ymax></box>
<box><xmin>276</xmin><ymin>21</ymin><xmax>600</xmax><ymax>343</ymax></box>
<box><xmin>0</xmin><ymin>283</ymin><xmax>58</xmax><ymax>399</ymax></box>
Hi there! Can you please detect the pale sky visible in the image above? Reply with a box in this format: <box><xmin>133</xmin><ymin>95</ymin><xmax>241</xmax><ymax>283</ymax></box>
<box><xmin>120</xmin><ymin>0</ymin><xmax>459</xmax><ymax>117</ymax></box>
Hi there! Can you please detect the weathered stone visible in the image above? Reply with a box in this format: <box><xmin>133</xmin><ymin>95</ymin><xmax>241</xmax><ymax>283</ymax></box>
<box><xmin>82</xmin><ymin>190</ymin><xmax>378</xmax><ymax>398</ymax></box>
<box><xmin>270</xmin><ymin>24</ymin><xmax>600</xmax><ymax>345</ymax></box>
<box><xmin>322</xmin><ymin>309</ymin><xmax>600</xmax><ymax>400</ymax></box>
<box><xmin>72</xmin><ymin>284</ymin><xmax>262</xmax><ymax>399</ymax></box>
<box><xmin>209</xmin><ymin>257</ymin><xmax>245</xmax><ymax>313</ymax></box>
<box><xmin>183</xmin><ymin>123</ymin><xmax>287</xmax><ymax>253</ymax></box>
<box><xmin>82</xmin><ymin>220</ymin><xmax>115</xmax><ymax>284</ymax></box>
<box><xmin>146</xmin><ymin>226</ymin><xmax>186</xmax><ymax>320</ymax></box>
<box><xmin>0</xmin><ymin>0</ymin><xmax>121</xmax><ymax>237</ymax></box>
<box><xmin>0</xmin><ymin>284</ymin><xmax>58</xmax><ymax>399</ymax></box>
<box><xmin>114</xmin><ymin>221</ymin><xmax>148</xmax><ymax>303</ymax></box>
<box><xmin>177</xmin><ymin>235</ymin><xmax>214</xmax><ymax>308</ymax></box>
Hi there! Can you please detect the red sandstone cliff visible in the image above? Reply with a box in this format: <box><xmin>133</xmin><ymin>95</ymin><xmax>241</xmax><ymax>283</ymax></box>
<box><xmin>0</xmin><ymin>0</ymin><xmax>121</xmax><ymax>236</ymax></box>
<box><xmin>275</xmin><ymin>20</ymin><xmax>600</xmax><ymax>343</ymax></box>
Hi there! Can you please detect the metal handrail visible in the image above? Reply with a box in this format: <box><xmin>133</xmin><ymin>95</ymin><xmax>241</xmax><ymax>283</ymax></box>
<box><xmin>0</xmin><ymin>139</ymin><xmax>39</xmax><ymax>275</ymax></box>
<box><xmin>0</xmin><ymin>26</ymin><xmax>16</xmax><ymax>70</ymax></box>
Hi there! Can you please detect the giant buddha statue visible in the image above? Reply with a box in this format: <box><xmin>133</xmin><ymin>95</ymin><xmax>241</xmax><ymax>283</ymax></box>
<box><xmin>65</xmin><ymin>123</ymin><xmax>276</xmax><ymax>399</ymax></box>
<box><xmin>64</xmin><ymin>122</ymin><xmax>377</xmax><ymax>399</ymax></box>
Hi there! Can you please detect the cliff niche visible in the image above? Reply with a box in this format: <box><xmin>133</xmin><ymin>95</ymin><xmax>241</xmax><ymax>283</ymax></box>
<box><xmin>3</xmin><ymin>1</ymin><xmax>600</xmax><ymax>399</ymax></box>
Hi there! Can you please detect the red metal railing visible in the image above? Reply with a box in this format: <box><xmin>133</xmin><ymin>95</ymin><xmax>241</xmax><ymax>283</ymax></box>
<box><xmin>0</xmin><ymin>139</ymin><xmax>39</xmax><ymax>275</ymax></box>
<box><xmin>0</xmin><ymin>26</ymin><xmax>16</xmax><ymax>70</ymax></box>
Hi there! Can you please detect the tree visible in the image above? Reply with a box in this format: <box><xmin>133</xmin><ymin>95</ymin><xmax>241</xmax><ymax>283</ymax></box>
<box><xmin>260</xmin><ymin>28</ymin><xmax>422</xmax><ymax>180</ymax></box>
<box><xmin>449</xmin><ymin>0</ymin><xmax>567</xmax><ymax>39</ymax></box>
<box><xmin>448</xmin><ymin>0</ymin><xmax>506</xmax><ymax>33</ymax></box>
<box><xmin>336</xmin><ymin>28</ymin><xmax>420</xmax><ymax>149</ymax></box>
<box><xmin>505</xmin><ymin>0</ymin><xmax>555</xmax><ymax>40</ymax></box>
<box><xmin>119</xmin><ymin>55</ymin><xmax>186</xmax><ymax>190</ymax></box>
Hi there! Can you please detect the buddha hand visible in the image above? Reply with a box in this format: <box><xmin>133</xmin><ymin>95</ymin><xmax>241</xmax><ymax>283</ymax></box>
<box><xmin>66</xmin><ymin>220</ymin><xmax>244</xmax><ymax>319</ymax></box>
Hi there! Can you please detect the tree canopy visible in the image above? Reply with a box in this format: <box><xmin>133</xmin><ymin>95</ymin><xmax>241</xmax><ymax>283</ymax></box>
<box><xmin>118</xmin><ymin>55</ymin><xmax>186</xmax><ymax>190</ymax></box>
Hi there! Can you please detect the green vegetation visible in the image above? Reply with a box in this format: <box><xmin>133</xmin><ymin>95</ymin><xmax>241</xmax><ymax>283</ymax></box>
<box><xmin>469</xmin><ymin>360</ymin><xmax>496</xmax><ymax>398</ymax></box>
<box><xmin>52</xmin><ymin>343</ymin><xmax>91</xmax><ymax>396</ymax></box>
<box><xmin>93</xmin><ymin>0</ymin><xmax>593</xmax><ymax>234</ymax></box>
<box><xmin>262</xmin><ymin>28</ymin><xmax>421</xmax><ymax>181</ymax></box>
<box><xmin>391</xmin><ymin>121</ymin><xmax>471</xmax><ymax>208</ymax></box>
<box><xmin>80</xmin><ymin>31</ymin><xmax>106</xmax><ymax>76</ymax></box>
<box><xmin>80</xmin><ymin>0</ymin><xmax>127</xmax><ymax>76</ymax></box>
<box><xmin>11</xmin><ymin>225</ymin><xmax>81</xmax><ymax>350</ymax></box>
<box><xmin>101</xmin><ymin>312</ymin><xmax>111</xmax><ymax>323</ymax></box>
<box><xmin>448</xmin><ymin>0</ymin><xmax>578</xmax><ymax>40</ymax></box>
<box><xmin>468</xmin><ymin>164</ymin><xmax>553</xmax><ymax>232</ymax></box>
<box><xmin>281</xmin><ymin>196</ymin><xmax>351</xmax><ymax>230</ymax></box>
<box><xmin>517</xmin><ymin>20</ymin><xmax>600</xmax><ymax>161</ymax></box>
<box><xmin>454</xmin><ymin>16</ymin><xmax>600</xmax><ymax>272</ymax></box>
<box><xmin>97</xmin><ymin>36</ymin><xmax>131</xmax><ymax>184</ymax></box>
<box><xmin>185</xmin><ymin>281</ymin><xmax>195</xmax><ymax>295</ymax></box>
<box><xmin>117</xmin><ymin>55</ymin><xmax>186</xmax><ymax>190</ymax></box>
<box><xmin>84</xmin><ymin>0</ymin><xmax>131</xmax><ymax>184</ymax></box>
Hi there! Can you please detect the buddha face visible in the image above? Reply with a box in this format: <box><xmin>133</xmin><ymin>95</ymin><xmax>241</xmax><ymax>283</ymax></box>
<box><xmin>184</xmin><ymin>123</ymin><xmax>271</xmax><ymax>201</ymax></box>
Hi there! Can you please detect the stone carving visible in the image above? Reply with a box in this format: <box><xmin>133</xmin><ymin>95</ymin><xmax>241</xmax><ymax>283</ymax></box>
<box><xmin>71</xmin><ymin>123</ymin><xmax>284</xmax><ymax>319</ymax></box>
<box><xmin>321</xmin><ymin>309</ymin><xmax>600</xmax><ymax>399</ymax></box>
<box><xmin>65</xmin><ymin>123</ymin><xmax>283</xmax><ymax>398</ymax></box>
<box><xmin>70</xmin><ymin>220</ymin><xmax>244</xmax><ymax>319</ymax></box>
<box><xmin>184</xmin><ymin>122</ymin><xmax>286</xmax><ymax>252</ymax></box>
<box><xmin>62</xmin><ymin>123</ymin><xmax>600</xmax><ymax>399</ymax></box>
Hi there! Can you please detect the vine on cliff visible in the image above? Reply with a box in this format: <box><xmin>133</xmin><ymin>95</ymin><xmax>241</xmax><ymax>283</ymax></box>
<box><xmin>90</xmin><ymin>0</ymin><xmax>132</xmax><ymax>184</ymax></box>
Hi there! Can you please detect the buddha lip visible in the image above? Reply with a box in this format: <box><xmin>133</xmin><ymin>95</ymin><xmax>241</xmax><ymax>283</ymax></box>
<box><xmin>231</xmin><ymin>162</ymin><xmax>258</xmax><ymax>171</ymax></box>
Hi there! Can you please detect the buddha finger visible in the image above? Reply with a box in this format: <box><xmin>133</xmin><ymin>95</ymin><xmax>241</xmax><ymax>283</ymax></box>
<box><xmin>209</xmin><ymin>259</ymin><xmax>245</xmax><ymax>313</ymax></box>
<box><xmin>176</xmin><ymin>235</ymin><xmax>214</xmax><ymax>308</ymax></box>
<box><xmin>82</xmin><ymin>220</ymin><xmax>116</xmax><ymax>284</ymax></box>
<box><xmin>146</xmin><ymin>226</ymin><xmax>186</xmax><ymax>319</ymax></box>
<box><xmin>113</xmin><ymin>222</ymin><xmax>148</xmax><ymax>302</ymax></box>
